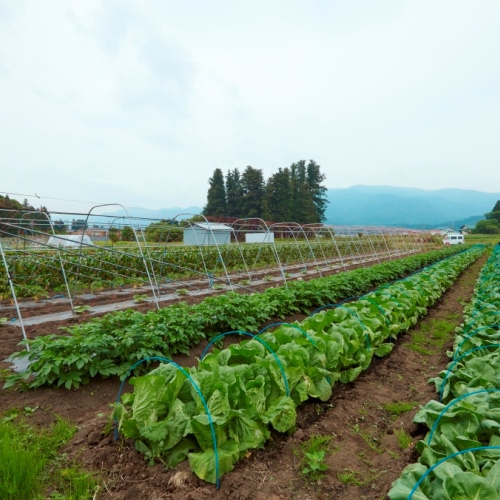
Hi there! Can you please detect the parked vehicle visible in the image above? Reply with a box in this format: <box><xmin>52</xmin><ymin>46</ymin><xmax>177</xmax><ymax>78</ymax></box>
<box><xmin>442</xmin><ymin>233</ymin><xmax>464</xmax><ymax>245</ymax></box>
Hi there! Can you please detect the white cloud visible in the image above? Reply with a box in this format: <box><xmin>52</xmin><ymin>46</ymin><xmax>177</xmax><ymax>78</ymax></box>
<box><xmin>1</xmin><ymin>0</ymin><xmax>499</xmax><ymax>213</ymax></box>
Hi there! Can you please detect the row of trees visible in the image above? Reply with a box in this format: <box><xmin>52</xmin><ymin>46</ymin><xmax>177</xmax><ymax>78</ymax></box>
<box><xmin>473</xmin><ymin>201</ymin><xmax>500</xmax><ymax>234</ymax></box>
<box><xmin>0</xmin><ymin>195</ymin><xmax>65</xmax><ymax>236</ymax></box>
<box><xmin>202</xmin><ymin>160</ymin><xmax>329</xmax><ymax>223</ymax></box>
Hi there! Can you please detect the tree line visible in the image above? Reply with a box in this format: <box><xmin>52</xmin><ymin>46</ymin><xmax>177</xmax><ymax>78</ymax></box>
<box><xmin>0</xmin><ymin>195</ymin><xmax>67</xmax><ymax>236</ymax></box>
<box><xmin>202</xmin><ymin>160</ymin><xmax>329</xmax><ymax>223</ymax></box>
<box><xmin>473</xmin><ymin>200</ymin><xmax>500</xmax><ymax>234</ymax></box>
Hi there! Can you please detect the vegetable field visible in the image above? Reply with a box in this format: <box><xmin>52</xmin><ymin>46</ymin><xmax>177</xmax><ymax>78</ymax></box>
<box><xmin>0</xmin><ymin>244</ymin><xmax>494</xmax><ymax>499</ymax></box>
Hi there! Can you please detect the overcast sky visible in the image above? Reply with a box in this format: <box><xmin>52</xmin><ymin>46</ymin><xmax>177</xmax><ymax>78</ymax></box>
<box><xmin>1</xmin><ymin>0</ymin><xmax>499</xmax><ymax>213</ymax></box>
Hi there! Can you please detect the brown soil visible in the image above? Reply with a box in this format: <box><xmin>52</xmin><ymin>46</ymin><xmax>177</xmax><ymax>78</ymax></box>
<box><xmin>0</xmin><ymin>253</ymin><xmax>485</xmax><ymax>500</ymax></box>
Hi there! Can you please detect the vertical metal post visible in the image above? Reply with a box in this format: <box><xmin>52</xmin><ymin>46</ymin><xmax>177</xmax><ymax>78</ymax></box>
<box><xmin>0</xmin><ymin>242</ymin><xmax>29</xmax><ymax>351</ymax></box>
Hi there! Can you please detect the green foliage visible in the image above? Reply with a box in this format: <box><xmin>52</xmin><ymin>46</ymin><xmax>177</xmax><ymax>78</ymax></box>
<box><xmin>203</xmin><ymin>168</ymin><xmax>227</xmax><ymax>217</ymax></box>
<box><xmin>121</xmin><ymin>225</ymin><xmax>135</xmax><ymax>241</ymax></box>
<box><xmin>383</xmin><ymin>401</ymin><xmax>419</xmax><ymax>419</ymax></box>
<box><xmin>472</xmin><ymin>201</ymin><xmax>500</xmax><ymax>233</ymax></box>
<box><xmin>110</xmin><ymin>246</ymin><xmax>484</xmax><ymax>484</ymax></box>
<box><xmin>144</xmin><ymin>221</ymin><xmax>182</xmax><ymax>243</ymax></box>
<box><xmin>240</xmin><ymin>166</ymin><xmax>265</xmax><ymax>218</ymax></box>
<box><xmin>295</xmin><ymin>434</ymin><xmax>333</xmax><ymax>481</ymax></box>
<box><xmin>4</xmin><ymin>246</ymin><xmax>481</xmax><ymax>391</ymax></box>
<box><xmin>203</xmin><ymin>160</ymin><xmax>328</xmax><ymax>223</ymax></box>
<box><xmin>394</xmin><ymin>428</ymin><xmax>413</xmax><ymax>450</ymax></box>
<box><xmin>0</xmin><ymin>234</ymin><xmax>459</xmax><ymax>299</ymax></box>
<box><xmin>389</xmin><ymin>247</ymin><xmax>500</xmax><ymax>499</ymax></box>
<box><xmin>0</xmin><ymin>412</ymin><xmax>98</xmax><ymax>499</ymax></box>
<box><xmin>474</xmin><ymin>219</ymin><xmax>500</xmax><ymax>234</ymax></box>
<box><xmin>73</xmin><ymin>305</ymin><xmax>91</xmax><ymax>314</ymax></box>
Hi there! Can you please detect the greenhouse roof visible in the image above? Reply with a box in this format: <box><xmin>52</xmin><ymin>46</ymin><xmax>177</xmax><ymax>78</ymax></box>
<box><xmin>188</xmin><ymin>222</ymin><xmax>231</xmax><ymax>231</ymax></box>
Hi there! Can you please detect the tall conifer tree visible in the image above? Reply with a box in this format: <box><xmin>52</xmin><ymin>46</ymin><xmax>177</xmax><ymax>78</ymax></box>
<box><xmin>202</xmin><ymin>168</ymin><xmax>226</xmax><ymax>217</ymax></box>
<box><xmin>306</xmin><ymin>160</ymin><xmax>329</xmax><ymax>222</ymax></box>
<box><xmin>225</xmin><ymin>168</ymin><xmax>243</xmax><ymax>217</ymax></box>
<box><xmin>241</xmin><ymin>166</ymin><xmax>264</xmax><ymax>218</ymax></box>
<box><xmin>263</xmin><ymin>168</ymin><xmax>293</xmax><ymax>221</ymax></box>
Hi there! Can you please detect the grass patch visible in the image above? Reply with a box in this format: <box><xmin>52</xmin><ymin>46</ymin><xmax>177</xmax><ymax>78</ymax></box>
<box><xmin>382</xmin><ymin>401</ymin><xmax>419</xmax><ymax>419</ymax></box>
<box><xmin>351</xmin><ymin>424</ymin><xmax>383</xmax><ymax>454</ymax></box>
<box><xmin>406</xmin><ymin>317</ymin><xmax>459</xmax><ymax>355</ymax></box>
<box><xmin>294</xmin><ymin>434</ymin><xmax>335</xmax><ymax>482</ymax></box>
<box><xmin>337</xmin><ymin>467</ymin><xmax>387</xmax><ymax>486</ymax></box>
<box><xmin>394</xmin><ymin>428</ymin><xmax>414</xmax><ymax>450</ymax></box>
<box><xmin>0</xmin><ymin>410</ymin><xmax>98</xmax><ymax>499</ymax></box>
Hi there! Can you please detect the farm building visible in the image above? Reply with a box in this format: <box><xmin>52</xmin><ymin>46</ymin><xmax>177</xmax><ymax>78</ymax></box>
<box><xmin>183</xmin><ymin>222</ymin><xmax>231</xmax><ymax>246</ymax></box>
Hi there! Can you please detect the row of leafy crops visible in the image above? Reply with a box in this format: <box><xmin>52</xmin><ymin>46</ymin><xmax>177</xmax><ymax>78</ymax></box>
<box><xmin>5</xmin><ymin>246</ymin><xmax>466</xmax><ymax>390</ymax></box>
<box><xmin>1</xmin><ymin>237</ymin><xmax>424</xmax><ymax>298</ymax></box>
<box><xmin>112</xmin><ymin>246</ymin><xmax>484</xmax><ymax>485</ymax></box>
<box><xmin>389</xmin><ymin>245</ymin><xmax>500</xmax><ymax>499</ymax></box>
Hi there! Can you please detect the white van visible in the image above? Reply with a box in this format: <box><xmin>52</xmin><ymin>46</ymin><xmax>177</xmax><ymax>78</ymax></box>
<box><xmin>443</xmin><ymin>233</ymin><xmax>464</xmax><ymax>245</ymax></box>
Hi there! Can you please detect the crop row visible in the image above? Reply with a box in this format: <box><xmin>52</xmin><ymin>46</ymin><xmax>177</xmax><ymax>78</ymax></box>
<box><xmin>112</xmin><ymin>246</ymin><xmax>484</xmax><ymax>484</ymax></box>
<box><xmin>1</xmin><ymin>237</ymin><xmax>425</xmax><ymax>298</ymax></box>
<box><xmin>5</xmin><ymin>246</ymin><xmax>467</xmax><ymax>391</ymax></box>
<box><xmin>389</xmin><ymin>245</ymin><xmax>500</xmax><ymax>499</ymax></box>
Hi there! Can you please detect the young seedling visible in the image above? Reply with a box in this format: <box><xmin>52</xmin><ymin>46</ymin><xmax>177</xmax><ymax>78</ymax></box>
<box><xmin>294</xmin><ymin>434</ymin><xmax>333</xmax><ymax>482</ymax></box>
<box><xmin>133</xmin><ymin>294</ymin><xmax>149</xmax><ymax>303</ymax></box>
<box><xmin>394</xmin><ymin>428</ymin><xmax>413</xmax><ymax>450</ymax></box>
<box><xmin>382</xmin><ymin>401</ymin><xmax>419</xmax><ymax>420</ymax></box>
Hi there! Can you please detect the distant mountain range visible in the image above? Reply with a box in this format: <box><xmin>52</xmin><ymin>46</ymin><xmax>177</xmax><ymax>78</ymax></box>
<box><xmin>324</xmin><ymin>186</ymin><xmax>500</xmax><ymax>228</ymax></box>
<box><xmin>93</xmin><ymin>186</ymin><xmax>499</xmax><ymax>229</ymax></box>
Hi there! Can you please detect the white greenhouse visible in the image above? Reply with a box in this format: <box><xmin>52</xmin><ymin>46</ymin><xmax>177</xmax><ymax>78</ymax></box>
<box><xmin>183</xmin><ymin>223</ymin><xmax>231</xmax><ymax>246</ymax></box>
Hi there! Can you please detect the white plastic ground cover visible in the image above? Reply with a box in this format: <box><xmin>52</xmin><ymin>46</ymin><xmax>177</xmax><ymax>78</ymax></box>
<box><xmin>47</xmin><ymin>235</ymin><xmax>94</xmax><ymax>247</ymax></box>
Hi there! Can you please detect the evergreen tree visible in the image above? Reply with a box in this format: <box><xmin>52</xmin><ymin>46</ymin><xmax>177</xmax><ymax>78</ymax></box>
<box><xmin>241</xmin><ymin>166</ymin><xmax>264</xmax><ymax>218</ymax></box>
<box><xmin>306</xmin><ymin>160</ymin><xmax>329</xmax><ymax>222</ymax></box>
<box><xmin>289</xmin><ymin>160</ymin><xmax>316</xmax><ymax>223</ymax></box>
<box><xmin>225</xmin><ymin>168</ymin><xmax>243</xmax><ymax>217</ymax></box>
<box><xmin>485</xmin><ymin>200</ymin><xmax>500</xmax><ymax>224</ymax></box>
<box><xmin>262</xmin><ymin>168</ymin><xmax>293</xmax><ymax>221</ymax></box>
<box><xmin>202</xmin><ymin>168</ymin><xmax>226</xmax><ymax>217</ymax></box>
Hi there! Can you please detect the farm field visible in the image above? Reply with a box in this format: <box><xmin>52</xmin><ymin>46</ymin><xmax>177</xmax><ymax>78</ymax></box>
<box><xmin>0</xmin><ymin>246</ymin><xmax>491</xmax><ymax>499</ymax></box>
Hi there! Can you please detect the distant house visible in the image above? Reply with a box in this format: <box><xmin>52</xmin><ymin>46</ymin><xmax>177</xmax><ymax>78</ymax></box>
<box><xmin>459</xmin><ymin>225</ymin><xmax>473</xmax><ymax>234</ymax></box>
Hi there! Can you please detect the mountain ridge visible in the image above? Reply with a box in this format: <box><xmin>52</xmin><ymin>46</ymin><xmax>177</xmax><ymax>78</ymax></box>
<box><xmin>94</xmin><ymin>186</ymin><xmax>499</xmax><ymax>228</ymax></box>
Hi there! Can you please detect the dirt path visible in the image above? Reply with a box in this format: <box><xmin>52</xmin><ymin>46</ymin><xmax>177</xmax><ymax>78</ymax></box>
<box><xmin>0</xmin><ymin>253</ymin><xmax>487</xmax><ymax>499</ymax></box>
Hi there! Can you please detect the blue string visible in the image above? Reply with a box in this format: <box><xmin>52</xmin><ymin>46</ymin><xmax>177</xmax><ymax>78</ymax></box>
<box><xmin>427</xmin><ymin>389</ymin><xmax>500</xmax><ymax>445</ymax></box>
<box><xmin>462</xmin><ymin>311</ymin><xmax>500</xmax><ymax>337</ymax></box>
<box><xmin>453</xmin><ymin>324</ymin><xmax>500</xmax><ymax>359</ymax></box>
<box><xmin>407</xmin><ymin>446</ymin><xmax>500</xmax><ymax>499</ymax></box>
<box><xmin>258</xmin><ymin>322</ymin><xmax>317</xmax><ymax>346</ymax></box>
<box><xmin>438</xmin><ymin>345</ymin><xmax>500</xmax><ymax>402</ymax></box>
<box><xmin>113</xmin><ymin>356</ymin><xmax>221</xmax><ymax>489</ymax></box>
